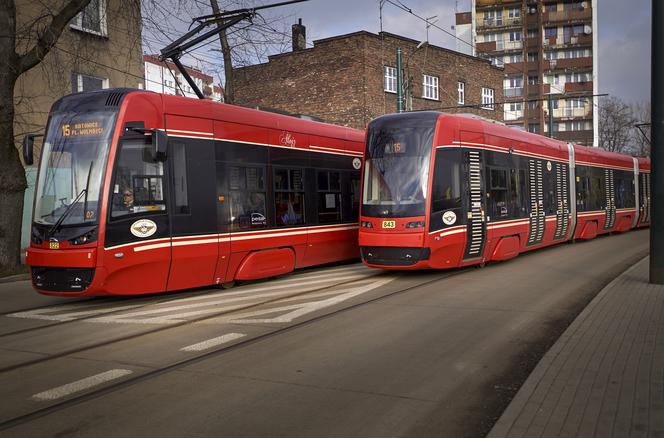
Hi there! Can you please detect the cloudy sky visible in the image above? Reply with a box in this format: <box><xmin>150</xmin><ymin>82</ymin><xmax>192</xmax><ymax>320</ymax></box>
<box><xmin>156</xmin><ymin>0</ymin><xmax>651</xmax><ymax>104</ymax></box>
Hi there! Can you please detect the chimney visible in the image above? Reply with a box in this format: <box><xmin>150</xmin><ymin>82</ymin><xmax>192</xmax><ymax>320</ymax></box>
<box><xmin>292</xmin><ymin>18</ymin><xmax>306</xmax><ymax>52</ymax></box>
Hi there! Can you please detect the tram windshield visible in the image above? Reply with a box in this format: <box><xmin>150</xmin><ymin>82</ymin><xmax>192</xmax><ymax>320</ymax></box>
<box><xmin>33</xmin><ymin>111</ymin><xmax>116</xmax><ymax>226</ymax></box>
<box><xmin>362</xmin><ymin>115</ymin><xmax>436</xmax><ymax>217</ymax></box>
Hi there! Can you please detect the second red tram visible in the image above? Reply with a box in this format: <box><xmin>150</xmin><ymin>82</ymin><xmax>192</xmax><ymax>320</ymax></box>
<box><xmin>359</xmin><ymin>112</ymin><xmax>650</xmax><ymax>269</ymax></box>
<box><xmin>25</xmin><ymin>89</ymin><xmax>364</xmax><ymax>296</ymax></box>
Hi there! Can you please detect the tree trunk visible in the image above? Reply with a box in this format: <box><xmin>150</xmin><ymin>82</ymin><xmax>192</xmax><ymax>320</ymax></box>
<box><xmin>210</xmin><ymin>0</ymin><xmax>234</xmax><ymax>104</ymax></box>
<box><xmin>0</xmin><ymin>73</ymin><xmax>27</xmax><ymax>274</ymax></box>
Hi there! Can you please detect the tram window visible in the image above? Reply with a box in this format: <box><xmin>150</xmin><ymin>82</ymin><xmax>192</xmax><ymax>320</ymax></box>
<box><xmin>543</xmin><ymin>166</ymin><xmax>557</xmax><ymax>215</ymax></box>
<box><xmin>317</xmin><ymin>170</ymin><xmax>342</xmax><ymax>223</ymax></box>
<box><xmin>589</xmin><ymin>171</ymin><xmax>603</xmax><ymax>210</ymax></box>
<box><xmin>615</xmin><ymin>171</ymin><xmax>635</xmax><ymax>208</ymax></box>
<box><xmin>274</xmin><ymin>167</ymin><xmax>305</xmax><ymax>226</ymax></box>
<box><xmin>228</xmin><ymin>166</ymin><xmax>267</xmax><ymax>230</ymax></box>
<box><xmin>431</xmin><ymin>149</ymin><xmax>463</xmax><ymax>213</ymax></box>
<box><xmin>172</xmin><ymin>142</ymin><xmax>189</xmax><ymax>214</ymax></box>
<box><xmin>111</xmin><ymin>138</ymin><xmax>166</xmax><ymax>218</ymax></box>
<box><xmin>489</xmin><ymin>167</ymin><xmax>508</xmax><ymax>218</ymax></box>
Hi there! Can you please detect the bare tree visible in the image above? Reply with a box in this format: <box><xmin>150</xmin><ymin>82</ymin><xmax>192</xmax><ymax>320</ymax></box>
<box><xmin>631</xmin><ymin>101</ymin><xmax>651</xmax><ymax>157</ymax></box>
<box><xmin>598</xmin><ymin>96</ymin><xmax>636</xmax><ymax>154</ymax></box>
<box><xmin>141</xmin><ymin>0</ymin><xmax>292</xmax><ymax>104</ymax></box>
<box><xmin>0</xmin><ymin>0</ymin><xmax>92</xmax><ymax>274</ymax></box>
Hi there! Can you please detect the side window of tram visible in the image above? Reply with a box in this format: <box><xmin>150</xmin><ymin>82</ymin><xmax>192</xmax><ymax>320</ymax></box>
<box><xmin>431</xmin><ymin>150</ymin><xmax>463</xmax><ymax>214</ymax></box>
<box><xmin>488</xmin><ymin>167</ymin><xmax>509</xmax><ymax>218</ymax></box>
<box><xmin>228</xmin><ymin>165</ymin><xmax>267</xmax><ymax>231</ymax></box>
<box><xmin>111</xmin><ymin>139</ymin><xmax>166</xmax><ymax>218</ymax></box>
<box><xmin>317</xmin><ymin>170</ymin><xmax>342</xmax><ymax>223</ymax></box>
<box><xmin>274</xmin><ymin>167</ymin><xmax>305</xmax><ymax>226</ymax></box>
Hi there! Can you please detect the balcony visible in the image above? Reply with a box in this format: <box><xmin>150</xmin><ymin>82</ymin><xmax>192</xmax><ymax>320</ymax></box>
<box><xmin>496</xmin><ymin>39</ymin><xmax>523</xmax><ymax>51</ymax></box>
<box><xmin>477</xmin><ymin>41</ymin><xmax>497</xmax><ymax>53</ymax></box>
<box><xmin>476</xmin><ymin>0</ymin><xmax>521</xmax><ymax>8</ymax></box>
<box><xmin>565</xmin><ymin>81</ymin><xmax>593</xmax><ymax>92</ymax></box>
<box><xmin>504</xmin><ymin>87</ymin><xmax>524</xmax><ymax>98</ymax></box>
<box><xmin>528</xmin><ymin>84</ymin><xmax>551</xmax><ymax>96</ymax></box>
<box><xmin>526</xmin><ymin>37</ymin><xmax>541</xmax><ymax>48</ymax></box>
<box><xmin>553</xmin><ymin>107</ymin><xmax>591</xmax><ymax>118</ymax></box>
<box><xmin>544</xmin><ymin>8</ymin><xmax>592</xmax><ymax>24</ymax></box>
<box><xmin>554</xmin><ymin>57</ymin><xmax>593</xmax><ymax>69</ymax></box>
<box><xmin>478</xmin><ymin>16</ymin><xmax>522</xmax><ymax>29</ymax></box>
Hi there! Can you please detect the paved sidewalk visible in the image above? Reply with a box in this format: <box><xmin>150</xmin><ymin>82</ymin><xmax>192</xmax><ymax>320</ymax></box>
<box><xmin>488</xmin><ymin>256</ymin><xmax>664</xmax><ymax>438</ymax></box>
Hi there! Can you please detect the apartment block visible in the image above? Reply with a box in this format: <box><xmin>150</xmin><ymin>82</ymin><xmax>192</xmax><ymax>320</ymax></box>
<box><xmin>144</xmin><ymin>55</ymin><xmax>223</xmax><ymax>101</ymax></box>
<box><xmin>456</xmin><ymin>0</ymin><xmax>598</xmax><ymax>146</ymax></box>
<box><xmin>233</xmin><ymin>25</ymin><xmax>504</xmax><ymax>130</ymax></box>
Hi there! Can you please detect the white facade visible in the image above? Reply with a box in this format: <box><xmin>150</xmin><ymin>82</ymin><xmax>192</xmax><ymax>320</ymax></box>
<box><xmin>143</xmin><ymin>56</ymin><xmax>222</xmax><ymax>101</ymax></box>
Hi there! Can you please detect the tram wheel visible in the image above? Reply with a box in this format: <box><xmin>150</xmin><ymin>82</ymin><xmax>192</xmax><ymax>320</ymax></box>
<box><xmin>220</xmin><ymin>281</ymin><xmax>236</xmax><ymax>289</ymax></box>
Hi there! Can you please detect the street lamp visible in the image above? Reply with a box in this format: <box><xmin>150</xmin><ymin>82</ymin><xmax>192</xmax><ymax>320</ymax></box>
<box><xmin>403</xmin><ymin>40</ymin><xmax>428</xmax><ymax>112</ymax></box>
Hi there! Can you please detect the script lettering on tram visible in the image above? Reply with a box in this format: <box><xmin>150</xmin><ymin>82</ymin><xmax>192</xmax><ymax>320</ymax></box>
<box><xmin>61</xmin><ymin>120</ymin><xmax>105</xmax><ymax>138</ymax></box>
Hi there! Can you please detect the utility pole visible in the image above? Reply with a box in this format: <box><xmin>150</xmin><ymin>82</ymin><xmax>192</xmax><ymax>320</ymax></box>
<box><xmin>651</xmin><ymin>0</ymin><xmax>664</xmax><ymax>283</ymax></box>
<box><xmin>396</xmin><ymin>48</ymin><xmax>404</xmax><ymax>113</ymax></box>
<box><xmin>547</xmin><ymin>94</ymin><xmax>553</xmax><ymax>138</ymax></box>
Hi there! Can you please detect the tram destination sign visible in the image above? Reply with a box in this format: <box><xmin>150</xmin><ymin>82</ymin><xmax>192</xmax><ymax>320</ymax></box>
<box><xmin>60</xmin><ymin>120</ymin><xmax>106</xmax><ymax>138</ymax></box>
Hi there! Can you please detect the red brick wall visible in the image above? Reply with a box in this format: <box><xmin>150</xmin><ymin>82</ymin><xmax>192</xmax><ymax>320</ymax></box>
<box><xmin>233</xmin><ymin>31</ymin><xmax>504</xmax><ymax>130</ymax></box>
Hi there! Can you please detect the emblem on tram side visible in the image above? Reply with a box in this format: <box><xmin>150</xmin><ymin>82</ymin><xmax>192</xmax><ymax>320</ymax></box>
<box><xmin>279</xmin><ymin>131</ymin><xmax>296</xmax><ymax>147</ymax></box>
<box><xmin>130</xmin><ymin>219</ymin><xmax>157</xmax><ymax>238</ymax></box>
<box><xmin>546</xmin><ymin>161</ymin><xmax>552</xmax><ymax>172</ymax></box>
<box><xmin>442</xmin><ymin>211</ymin><xmax>457</xmax><ymax>226</ymax></box>
<box><xmin>352</xmin><ymin>158</ymin><xmax>362</xmax><ymax>170</ymax></box>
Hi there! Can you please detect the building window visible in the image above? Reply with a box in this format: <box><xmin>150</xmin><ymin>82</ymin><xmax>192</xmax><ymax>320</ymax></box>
<box><xmin>481</xmin><ymin>87</ymin><xmax>495</xmax><ymax>110</ymax></box>
<box><xmin>528</xmin><ymin>75</ymin><xmax>538</xmax><ymax>85</ymax></box>
<box><xmin>71</xmin><ymin>0</ymin><xmax>107</xmax><ymax>36</ymax></box>
<box><xmin>527</xmin><ymin>52</ymin><xmax>537</xmax><ymax>62</ymax></box>
<box><xmin>528</xmin><ymin>123</ymin><xmax>540</xmax><ymax>133</ymax></box>
<box><xmin>384</xmin><ymin>66</ymin><xmax>397</xmax><ymax>93</ymax></box>
<box><xmin>509</xmin><ymin>31</ymin><xmax>522</xmax><ymax>41</ymax></box>
<box><xmin>457</xmin><ymin>82</ymin><xmax>465</xmax><ymax>105</ymax></box>
<box><xmin>71</xmin><ymin>73</ymin><xmax>108</xmax><ymax>93</ymax></box>
<box><xmin>422</xmin><ymin>74</ymin><xmax>439</xmax><ymax>100</ymax></box>
<box><xmin>508</xmin><ymin>8</ymin><xmax>520</xmax><ymax>18</ymax></box>
<box><xmin>527</xmin><ymin>100</ymin><xmax>538</xmax><ymax>110</ymax></box>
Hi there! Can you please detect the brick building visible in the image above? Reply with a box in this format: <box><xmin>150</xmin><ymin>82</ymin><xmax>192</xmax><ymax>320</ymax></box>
<box><xmin>233</xmin><ymin>28</ymin><xmax>504</xmax><ymax>130</ymax></box>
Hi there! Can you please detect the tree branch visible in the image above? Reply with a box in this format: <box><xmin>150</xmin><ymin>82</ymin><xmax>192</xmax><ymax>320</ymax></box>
<box><xmin>17</xmin><ymin>0</ymin><xmax>92</xmax><ymax>74</ymax></box>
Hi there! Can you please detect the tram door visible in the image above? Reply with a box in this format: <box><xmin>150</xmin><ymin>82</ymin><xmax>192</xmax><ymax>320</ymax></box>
<box><xmin>527</xmin><ymin>159</ymin><xmax>545</xmax><ymax>246</ymax></box>
<box><xmin>166</xmin><ymin>132</ymin><xmax>220</xmax><ymax>291</ymax></box>
<box><xmin>639</xmin><ymin>172</ymin><xmax>651</xmax><ymax>225</ymax></box>
<box><xmin>603</xmin><ymin>169</ymin><xmax>616</xmax><ymax>229</ymax></box>
<box><xmin>463</xmin><ymin>149</ymin><xmax>487</xmax><ymax>261</ymax></box>
<box><xmin>553</xmin><ymin>162</ymin><xmax>570</xmax><ymax>240</ymax></box>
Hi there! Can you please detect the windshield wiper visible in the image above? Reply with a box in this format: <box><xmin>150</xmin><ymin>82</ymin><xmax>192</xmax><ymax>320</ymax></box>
<box><xmin>47</xmin><ymin>189</ymin><xmax>87</xmax><ymax>238</ymax></box>
<box><xmin>47</xmin><ymin>161</ymin><xmax>94</xmax><ymax>238</ymax></box>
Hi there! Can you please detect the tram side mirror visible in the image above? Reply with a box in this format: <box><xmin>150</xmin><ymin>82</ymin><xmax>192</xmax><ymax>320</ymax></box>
<box><xmin>22</xmin><ymin>134</ymin><xmax>42</xmax><ymax>166</ymax></box>
<box><xmin>152</xmin><ymin>130</ymin><xmax>168</xmax><ymax>162</ymax></box>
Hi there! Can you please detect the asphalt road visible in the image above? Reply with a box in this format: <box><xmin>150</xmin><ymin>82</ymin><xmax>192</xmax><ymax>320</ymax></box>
<box><xmin>0</xmin><ymin>229</ymin><xmax>649</xmax><ymax>438</ymax></box>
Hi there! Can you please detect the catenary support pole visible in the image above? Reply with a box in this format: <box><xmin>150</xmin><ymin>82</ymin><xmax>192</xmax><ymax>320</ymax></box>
<box><xmin>651</xmin><ymin>0</ymin><xmax>664</xmax><ymax>283</ymax></box>
<box><xmin>396</xmin><ymin>48</ymin><xmax>404</xmax><ymax>113</ymax></box>
<box><xmin>547</xmin><ymin>93</ymin><xmax>553</xmax><ymax>138</ymax></box>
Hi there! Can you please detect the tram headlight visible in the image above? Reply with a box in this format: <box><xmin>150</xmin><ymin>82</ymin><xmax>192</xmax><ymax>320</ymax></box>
<box><xmin>406</xmin><ymin>221</ymin><xmax>425</xmax><ymax>229</ymax></box>
<box><xmin>361</xmin><ymin>221</ymin><xmax>373</xmax><ymax>228</ymax></box>
<box><xmin>70</xmin><ymin>229</ymin><xmax>97</xmax><ymax>245</ymax></box>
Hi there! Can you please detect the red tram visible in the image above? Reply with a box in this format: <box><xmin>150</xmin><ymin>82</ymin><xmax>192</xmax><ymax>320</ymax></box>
<box><xmin>359</xmin><ymin>112</ymin><xmax>651</xmax><ymax>269</ymax></box>
<box><xmin>25</xmin><ymin>89</ymin><xmax>364</xmax><ymax>296</ymax></box>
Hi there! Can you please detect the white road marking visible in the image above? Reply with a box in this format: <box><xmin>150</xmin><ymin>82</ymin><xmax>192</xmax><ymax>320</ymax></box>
<box><xmin>180</xmin><ymin>333</ymin><xmax>246</xmax><ymax>352</ymax></box>
<box><xmin>31</xmin><ymin>369</ymin><xmax>133</xmax><ymax>401</ymax></box>
<box><xmin>207</xmin><ymin>276</ymin><xmax>397</xmax><ymax>325</ymax></box>
<box><xmin>8</xmin><ymin>304</ymin><xmax>142</xmax><ymax>321</ymax></box>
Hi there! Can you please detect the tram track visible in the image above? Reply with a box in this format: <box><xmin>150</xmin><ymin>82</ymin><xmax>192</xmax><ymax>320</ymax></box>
<box><xmin>0</xmin><ymin>261</ymin><xmax>364</xmax><ymax>339</ymax></box>
<box><xmin>0</xmin><ymin>265</ymin><xmax>383</xmax><ymax>374</ymax></box>
<box><xmin>0</xmin><ymin>266</ymin><xmax>470</xmax><ymax>431</ymax></box>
